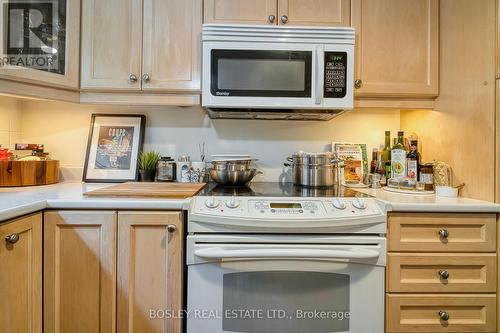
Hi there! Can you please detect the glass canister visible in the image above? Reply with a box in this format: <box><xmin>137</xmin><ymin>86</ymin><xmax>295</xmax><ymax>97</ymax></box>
<box><xmin>156</xmin><ymin>156</ymin><xmax>176</xmax><ymax>182</ymax></box>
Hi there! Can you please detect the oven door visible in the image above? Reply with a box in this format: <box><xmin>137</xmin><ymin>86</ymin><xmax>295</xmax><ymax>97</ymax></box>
<box><xmin>187</xmin><ymin>235</ymin><xmax>385</xmax><ymax>333</ymax></box>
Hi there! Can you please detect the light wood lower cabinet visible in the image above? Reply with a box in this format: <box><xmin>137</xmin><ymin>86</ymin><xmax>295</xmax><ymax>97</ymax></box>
<box><xmin>117</xmin><ymin>211</ymin><xmax>184</xmax><ymax>333</ymax></box>
<box><xmin>43</xmin><ymin>210</ymin><xmax>184</xmax><ymax>333</ymax></box>
<box><xmin>386</xmin><ymin>212</ymin><xmax>498</xmax><ymax>333</ymax></box>
<box><xmin>388</xmin><ymin>213</ymin><xmax>497</xmax><ymax>252</ymax></box>
<box><xmin>387</xmin><ymin>253</ymin><xmax>497</xmax><ymax>293</ymax></box>
<box><xmin>0</xmin><ymin>213</ymin><xmax>42</xmax><ymax>333</ymax></box>
<box><xmin>43</xmin><ymin>211</ymin><xmax>117</xmax><ymax>333</ymax></box>
<box><xmin>386</xmin><ymin>294</ymin><xmax>497</xmax><ymax>332</ymax></box>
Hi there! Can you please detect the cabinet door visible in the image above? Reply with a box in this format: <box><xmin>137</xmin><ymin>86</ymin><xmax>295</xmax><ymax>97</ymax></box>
<box><xmin>117</xmin><ymin>211</ymin><xmax>184</xmax><ymax>333</ymax></box>
<box><xmin>204</xmin><ymin>0</ymin><xmax>278</xmax><ymax>25</ymax></box>
<box><xmin>80</xmin><ymin>0</ymin><xmax>142</xmax><ymax>90</ymax></box>
<box><xmin>142</xmin><ymin>0</ymin><xmax>202</xmax><ymax>91</ymax></box>
<box><xmin>352</xmin><ymin>0</ymin><xmax>439</xmax><ymax>98</ymax></box>
<box><xmin>44</xmin><ymin>211</ymin><xmax>116</xmax><ymax>333</ymax></box>
<box><xmin>0</xmin><ymin>213</ymin><xmax>42</xmax><ymax>333</ymax></box>
<box><xmin>278</xmin><ymin>0</ymin><xmax>350</xmax><ymax>26</ymax></box>
<box><xmin>0</xmin><ymin>0</ymin><xmax>80</xmax><ymax>89</ymax></box>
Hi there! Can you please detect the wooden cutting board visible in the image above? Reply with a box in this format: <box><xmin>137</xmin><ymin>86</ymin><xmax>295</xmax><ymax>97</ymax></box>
<box><xmin>0</xmin><ymin>160</ymin><xmax>59</xmax><ymax>187</ymax></box>
<box><xmin>84</xmin><ymin>182</ymin><xmax>207</xmax><ymax>199</ymax></box>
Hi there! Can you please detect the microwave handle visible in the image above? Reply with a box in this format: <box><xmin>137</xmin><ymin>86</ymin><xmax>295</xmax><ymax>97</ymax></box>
<box><xmin>194</xmin><ymin>247</ymin><xmax>380</xmax><ymax>261</ymax></box>
<box><xmin>315</xmin><ymin>45</ymin><xmax>324</xmax><ymax>105</ymax></box>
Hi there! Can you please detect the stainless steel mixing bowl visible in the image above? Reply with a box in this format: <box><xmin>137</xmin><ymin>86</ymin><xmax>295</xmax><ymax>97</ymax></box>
<box><xmin>209</xmin><ymin>168</ymin><xmax>260</xmax><ymax>186</ymax></box>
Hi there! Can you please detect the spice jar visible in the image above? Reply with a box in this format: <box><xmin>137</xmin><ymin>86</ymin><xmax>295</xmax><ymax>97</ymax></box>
<box><xmin>419</xmin><ymin>163</ymin><xmax>434</xmax><ymax>191</ymax></box>
<box><xmin>156</xmin><ymin>156</ymin><xmax>176</xmax><ymax>182</ymax></box>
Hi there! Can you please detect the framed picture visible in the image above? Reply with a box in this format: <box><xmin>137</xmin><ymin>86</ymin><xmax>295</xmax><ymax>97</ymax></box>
<box><xmin>83</xmin><ymin>114</ymin><xmax>145</xmax><ymax>183</ymax></box>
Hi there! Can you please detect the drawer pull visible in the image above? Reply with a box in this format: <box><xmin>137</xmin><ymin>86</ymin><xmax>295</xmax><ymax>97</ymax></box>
<box><xmin>438</xmin><ymin>229</ymin><xmax>449</xmax><ymax>238</ymax></box>
<box><xmin>438</xmin><ymin>269</ymin><xmax>449</xmax><ymax>279</ymax></box>
<box><xmin>167</xmin><ymin>224</ymin><xmax>177</xmax><ymax>233</ymax></box>
<box><xmin>5</xmin><ymin>233</ymin><xmax>19</xmax><ymax>244</ymax></box>
<box><xmin>438</xmin><ymin>310</ymin><xmax>449</xmax><ymax>321</ymax></box>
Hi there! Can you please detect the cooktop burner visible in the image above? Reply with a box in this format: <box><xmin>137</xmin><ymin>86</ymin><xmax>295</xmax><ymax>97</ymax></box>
<box><xmin>198</xmin><ymin>182</ymin><xmax>372</xmax><ymax>198</ymax></box>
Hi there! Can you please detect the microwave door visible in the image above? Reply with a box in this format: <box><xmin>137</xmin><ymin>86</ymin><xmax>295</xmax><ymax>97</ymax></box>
<box><xmin>205</xmin><ymin>47</ymin><xmax>316</xmax><ymax>108</ymax></box>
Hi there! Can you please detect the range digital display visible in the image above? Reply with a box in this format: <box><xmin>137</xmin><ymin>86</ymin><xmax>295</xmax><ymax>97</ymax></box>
<box><xmin>270</xmin><ymin>203</ymin><xmax>302</xmax><ymax>209</ymax></box>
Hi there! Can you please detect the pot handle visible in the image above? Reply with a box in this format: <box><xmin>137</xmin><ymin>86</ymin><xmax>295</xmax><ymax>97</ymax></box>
<box><xmin>284</xmin><ymin>163</ymin><xmax>292</xmax><ymax>167</ymax></box>
<box><xmin>286</xmin><ymin>157</ymin><xmax>293</xmax><ymax>162</ymax></box>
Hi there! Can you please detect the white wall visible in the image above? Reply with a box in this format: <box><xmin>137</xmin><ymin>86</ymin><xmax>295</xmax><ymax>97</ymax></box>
<box><xmin>19</xmin><ymin>99</ymin><xmax>401</xmax><ymax>181</ymax></box>
<box><xmin>0</xmin><ymin>96</ymin><xmax>22</xmax><ymax>150</ymax></box>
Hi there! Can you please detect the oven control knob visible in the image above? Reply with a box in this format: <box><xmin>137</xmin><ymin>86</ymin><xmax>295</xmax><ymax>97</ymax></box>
<box><xmin>205</xmin><ymin>197</ymin><xmax>220</xmax><ymax>209</ymax></box>
<box><xmin>226</xmin><ymin>197</ymin><xmax>240</xmax><ymax>209</ymax></box>
<box><xmin>332</xmin><ymin>198</ymin><xmax>346</xmax><ymax>210</ymax></box>
<box><xmin>352</xmin><ymin>198</ymin><xmax>366</xmax><ymax>210</ymax></box>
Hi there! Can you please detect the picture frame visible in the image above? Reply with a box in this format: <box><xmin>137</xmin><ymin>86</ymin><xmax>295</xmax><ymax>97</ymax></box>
<box><xmin>83</xmin><ymin>114</ymin><xmax>145</xmax><ymax>183</ymax></box>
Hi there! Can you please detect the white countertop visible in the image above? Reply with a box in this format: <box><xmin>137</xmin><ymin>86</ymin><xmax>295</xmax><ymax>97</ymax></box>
<box><xmin>0</xmin><ymin>181</ymin><xmax>190</xmax><ymax>222</ymax></box>
<box><xmin>356</xmin><ymin>187</ymin><xmax>500</xmax><ymax>213</ymax></box>
<box><xmin>0</xmin><ymin>182</ymin><xmax>498</xmax><ymax>222</ymax></box>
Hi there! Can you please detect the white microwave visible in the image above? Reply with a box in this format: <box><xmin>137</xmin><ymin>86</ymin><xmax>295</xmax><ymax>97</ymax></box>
<box><xmin>202</xmin><ymin>24</ymin><xmax>355</xmax><ymax>120</ymax></box>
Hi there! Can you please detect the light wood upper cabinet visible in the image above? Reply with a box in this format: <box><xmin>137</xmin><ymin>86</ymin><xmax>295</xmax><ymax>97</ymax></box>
<box><xmin>81</xmin><ymin>0</ymin><xmax>142</xmax><ymax>90</ymax></box>
<box><xmin>352</xmin><ymin>0</ymin><xmax>439</xmax><ymax>98</ymax></box>
<box><xmin>278</xmin><ymin>0</ymin><xmax>350</xmax><ymax>26</ymax></box>
<box><xmin>81</xmin><ymin>0</ymin><xmax>201</xmax><ymax>93</ymax></box>
<box><xmin>0</xmin><ymin>213</ymin><xmax>42</xmax><ymax>333</ymax></box>
<box><xmin>204</xmin><ymin>0</ymin><xmax>277</xmax><ymax>25</ymax></box>
<box><xmin>142</xmin><ymin>0</ymin><xmax>202</xmax><ymax>92</ymax></box>
<box><xmin>117</xmin><ymin>211</ymin><xmax>184</xmax><ymax>333</ymax></box>
<box><xmin>0</xmin><ymin>0</ymin><xmax>80</xmax><ymax>89</ymax></box>
<box><xmin>204</xmin><ymin>0</ymin><xmax>349</xmax><ymax>26</ymax></box>
<box><xmin>497</xmin><ymin>1</ymin><xmax>500</xmax><ymax>79</ymax></box>
<box><xmin>44</xmin><ymin>211</ymin><xmax>117</xmax><ymax>333</ymax></box>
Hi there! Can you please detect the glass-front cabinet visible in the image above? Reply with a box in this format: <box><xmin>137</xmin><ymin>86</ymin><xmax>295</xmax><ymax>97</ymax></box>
<box><xmin>0</xmin><ymin>0</ymin><xmax>80</xmax><ymax>89</ymax></box>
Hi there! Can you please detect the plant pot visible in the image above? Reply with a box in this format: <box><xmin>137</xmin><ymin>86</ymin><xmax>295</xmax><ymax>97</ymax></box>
<box><xmin>139</xmin><ymin>169</ymin><xmax>156</xmax><ymax>182</ymax></box>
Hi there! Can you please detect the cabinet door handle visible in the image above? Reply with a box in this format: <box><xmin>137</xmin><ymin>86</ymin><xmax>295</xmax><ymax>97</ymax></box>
<box><xmin>438</xmin><ymin>229</ymin><xmax>449</xmax><ymax>238</ymax></box>
<box><xmin>438</xmin><ymin>269</ymin><xmax>450</xmax><ymax>279</ymax></box>
<box><xmin>438</xmin><ymin>310</ymin><xmax>449</xmax><ymax>321</ymax></box>
<box><xmin>280</xmin><ymin>15</ymin><xmax>289</xmax><ymax>24</ymax></box>
<box><xmin>5</xmin><ymin>233</ymin><xmax>19</xmax><ymax>244</ymax></box>
<box><xmin>354</xmin><ymin>79</ymin><xmax>362</xmax><ymax>89</ymax></box>
<box><xmin>268</xmin><ymin>14</ymin><xmax>276</xmax><ymax>24</ymax></box>
<box><xmin>167</xmin><ymin>224</ymin><xmax>177</xmax><ymax>233</ymax></box>
<box><xmin>129</xmin><ymin>74</ymin><xmax>138</xmax><ymax>83</ymax></box>
<box><xmin>142</xmin><ymin>73</ymin><xmax>151</xmax><ymax>83</ymax></box>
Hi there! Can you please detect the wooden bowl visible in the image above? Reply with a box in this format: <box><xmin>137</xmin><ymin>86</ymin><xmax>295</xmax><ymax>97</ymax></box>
<box><xmin>0</xmin><ymin>160</ymin><xmax>60</xmax><ymax>187</ymax></box>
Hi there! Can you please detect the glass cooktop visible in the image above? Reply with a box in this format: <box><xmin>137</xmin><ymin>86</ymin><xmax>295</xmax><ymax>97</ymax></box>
<box><xmin>198</xmin><ymin>182</ymin><xmax>372</xmax><ymax>198</ymax></box>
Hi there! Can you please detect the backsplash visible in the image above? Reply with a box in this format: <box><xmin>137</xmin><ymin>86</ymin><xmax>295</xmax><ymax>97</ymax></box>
<box><xmin>0</xmin><ymin>96</ymin><xmax>22</xmax><ymax>150</ymax></box>
<box><xmin>18</xmin><ymin>99</ymin><xmax>401</xmax><ymax>181</ymax></box>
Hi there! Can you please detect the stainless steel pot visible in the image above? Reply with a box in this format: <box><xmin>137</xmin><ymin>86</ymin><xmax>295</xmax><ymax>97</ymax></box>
<box><xmin>288</xmin><ymin>152</ymin><xmax>337</xmax><ymax>165</ymax></box>
<box><xmin>285</xmin><ymin>152</ymin><xmax>342</xmax><ymax>188</ymax></box>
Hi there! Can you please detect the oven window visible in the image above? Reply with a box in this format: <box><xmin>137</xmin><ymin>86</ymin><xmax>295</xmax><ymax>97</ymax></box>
<box><xmin>211</xmin><ymin>50</ymin><xmax>312</xmax><ymax>97</ymax></box>
<box><xmin>222</xmin><ymin>271</ymin><xmax>350</xmax><ymax>333</ymax></box>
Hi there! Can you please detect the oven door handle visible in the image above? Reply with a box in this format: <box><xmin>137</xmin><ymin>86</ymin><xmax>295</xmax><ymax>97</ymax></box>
<box><xmin>194</xmin><ymin>247</ymin><xmax>380</xmax><ymax>261</ymax></box>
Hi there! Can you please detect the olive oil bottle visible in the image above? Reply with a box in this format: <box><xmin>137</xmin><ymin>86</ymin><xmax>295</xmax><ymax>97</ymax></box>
<box><xmin>391</xmin><ymin>131</ymin><xmax>406</xmax><ymax>179</ymax></box>
<box><xmin>380</xmin><ymin>131</ymin><xmax>391</xmax><ymax>178</ymax></box>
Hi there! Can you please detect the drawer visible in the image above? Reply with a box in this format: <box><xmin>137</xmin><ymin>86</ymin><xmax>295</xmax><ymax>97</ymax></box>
<box><xmin>388</xmin><ymin>213</ymin><xmax>496</xmax><ymax>252</ymax></box>
<box><xmin>387</xmin><ymin>253</ymin><xmax>497</xmax><ymax>293</ymax></box>
<box><xmin>386</xmin><ymin>294</ymin><xmax>496</xmax><ymax>332</ymax></box>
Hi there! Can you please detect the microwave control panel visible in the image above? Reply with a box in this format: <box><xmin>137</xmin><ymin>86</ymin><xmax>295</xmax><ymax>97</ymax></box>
<box><xmin>324</xmin><ymin>52</ymin><xmax>347</xmax><ymax>98</ymax></box>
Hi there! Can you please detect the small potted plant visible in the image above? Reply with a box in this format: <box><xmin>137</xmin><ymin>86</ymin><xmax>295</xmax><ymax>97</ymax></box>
<box><xmin>138</xmin><ymin>151</ymin><xmax>160</xmax><ymax>182</ymax></box>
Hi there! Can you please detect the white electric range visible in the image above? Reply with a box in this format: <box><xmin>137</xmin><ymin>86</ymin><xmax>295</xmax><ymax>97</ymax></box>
<box><xmin>187</xmin><ymin>182</ymin><xmax>387</xmax><ymax>333</ymax></box>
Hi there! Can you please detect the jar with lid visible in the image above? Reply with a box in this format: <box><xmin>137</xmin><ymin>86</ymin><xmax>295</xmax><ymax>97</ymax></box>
<box><xmin>419</xmin><ymin>163</ymin><xmax>434</xmax><ymax>191</ymax></box>
<box><xmin>156</xmin><ymin>156</ymin><xmax>176</xmax><ymax>182</ymax></box>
